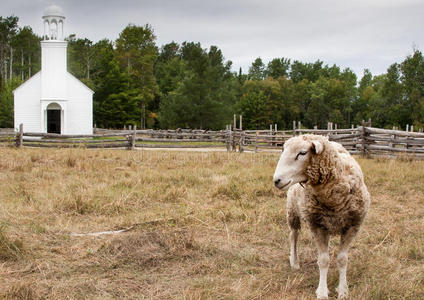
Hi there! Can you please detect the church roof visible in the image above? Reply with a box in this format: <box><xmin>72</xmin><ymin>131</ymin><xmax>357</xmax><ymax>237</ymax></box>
<box><xmin>12</xmin><ymin>72</ymin><xmax>41</xmax><ymax>94</ymax></box>
<box><xmin>43</xmin><ymin>4</ymin><xmax>64</xmax><ymax>17</ymax></box>
<box><xmin>13</xmin><ymin>71</ymin><xmax>94</xmax><ymax>95</ymax></box>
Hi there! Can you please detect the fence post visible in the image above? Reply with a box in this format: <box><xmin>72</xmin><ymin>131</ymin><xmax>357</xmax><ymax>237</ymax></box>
<box><xmin>127</xmin><ymin>125</ymin><xmax>136</xmax><ymax>150</ymax></box>
<box><xmin>269</xmin><ymin>124</ymin><xmax>273</xmax><ymax>147</ymax></box>
<box><xmin>293</xmin><ymin>121</ymin><xmax>296</xmax><ymax>137</ymax></box>
<box><xmin>274</xmin><ymin>123</ymin><xmax>278</xmax><ymax>148</ymax></box>
<box><xmin>131</xmin><ymin>125</ymin><xmax>137</xmax><ymax>150</ymax></box>
<box><xmin>361</xmin><ymin>122</ymin><xmax>368</xmax><ymax>158</ymax></box>
<box><xmin>225</xmin><ymin>125</ymin><xmax>230</xmax><ymax>152</ymax></box>
<box><xmin>239</xmin><ymin>115</ymin><xmax>242</xmax><ymax>132</ymax></box>
<box><xmin>232</xmin><ymin>122</ymin><xmax>237</xmax><ymax>152</ymax></box>
<box><xmin>16</xmin><ymin>123</ymin><xmax>23</xmax><ymax>148</ymax></box>
<box><xmin>255</xmin><ymin>131</ymin><xmax>258</xmax><ymax>153</ymax></box>
<box><xmin>239</xmin><ymin>116</ymin><xmax>244</xmax><ymax>153</ymax></box>
<box><xmin>226</xmin><ymin>125</ymin><xmax>232</xmax><ymax>152</ymax></box>
<box><xmin>390</xmin><ymin>127</ymin><xmax>396</xmax><ymax>156</ymax></box>
<box><xmin>405</xmin><ymin>125</ymin><xmax>411</xmax><ymax>150</ymax></box>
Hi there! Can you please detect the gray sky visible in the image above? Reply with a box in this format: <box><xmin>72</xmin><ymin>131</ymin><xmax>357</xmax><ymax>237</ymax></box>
<box><xmin>3</xmin><ymin>0</ymin><xmax>424</xmax><ymax>78</ymax></box>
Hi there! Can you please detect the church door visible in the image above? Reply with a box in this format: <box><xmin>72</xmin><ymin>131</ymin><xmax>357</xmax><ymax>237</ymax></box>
<box><xmin>47</xmin><ymin>109</ymin><xmax>61</xmax><ymax>134</ymax></box>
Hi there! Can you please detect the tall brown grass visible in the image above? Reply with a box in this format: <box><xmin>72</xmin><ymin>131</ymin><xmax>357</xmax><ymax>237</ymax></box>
<box><xmin>0</xmin><ymin>148</ymin><xmax>423</xmax><ymax>299</ymax></box>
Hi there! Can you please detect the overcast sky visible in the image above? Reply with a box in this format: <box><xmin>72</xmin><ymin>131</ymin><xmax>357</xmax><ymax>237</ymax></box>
<box><xmin>3</xmin><ymin>0</ymin><xmax>424</xmax><ymax>78</ymax></box>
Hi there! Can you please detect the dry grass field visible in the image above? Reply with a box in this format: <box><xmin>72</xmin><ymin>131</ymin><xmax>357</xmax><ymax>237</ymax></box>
<box><xmin>0</xmin><ymin>148</ymin><xmax>423</xmax><ymax>299</ymax></box>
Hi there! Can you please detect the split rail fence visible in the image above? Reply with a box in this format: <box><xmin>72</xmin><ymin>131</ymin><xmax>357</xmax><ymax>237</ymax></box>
<box><xmin>2</xmin><ymin>124</ymin><xmax>424</xmax><ymax>159</ymax></box>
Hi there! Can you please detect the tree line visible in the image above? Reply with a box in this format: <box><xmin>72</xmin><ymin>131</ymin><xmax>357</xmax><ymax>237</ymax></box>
<box><xmin>1</xmin><ymin>15</ymin><xmax>424</xmax><ymax>130</ymax></box>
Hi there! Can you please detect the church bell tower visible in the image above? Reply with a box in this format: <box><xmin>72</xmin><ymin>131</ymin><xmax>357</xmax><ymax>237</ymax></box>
<box><xmin>40</xmin><ymin>5</ymin><xmax>68</xmax><ymax>101</ymax></box>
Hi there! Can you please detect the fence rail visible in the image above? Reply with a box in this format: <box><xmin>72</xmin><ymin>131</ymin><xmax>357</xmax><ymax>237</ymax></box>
<box><xmin>2</xmin><ymin>124</ymin><xmax>424</xmax><ymax>158</ymax></box>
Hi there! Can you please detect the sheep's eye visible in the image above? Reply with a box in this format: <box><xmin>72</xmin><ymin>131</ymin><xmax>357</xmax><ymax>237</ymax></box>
<box><xmin>295</xmin><ymin>151</ymin><xmax>307</xmax><ymax>160</ymax></box>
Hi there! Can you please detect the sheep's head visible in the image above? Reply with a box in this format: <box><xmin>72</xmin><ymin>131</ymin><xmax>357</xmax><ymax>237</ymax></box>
<box><xmin>273</xmin><ymin>135</ymin><xmax>325</xmax><ymax>190</ymax></box>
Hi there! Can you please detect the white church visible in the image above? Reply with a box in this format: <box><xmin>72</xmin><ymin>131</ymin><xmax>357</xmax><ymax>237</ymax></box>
<box><xmin>13</xmin><ymin>5</ymin><xmax>93</xmax><ymax>135</ymax></box>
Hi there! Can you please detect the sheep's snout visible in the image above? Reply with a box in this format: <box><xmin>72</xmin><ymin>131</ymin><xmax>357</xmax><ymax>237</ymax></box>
<box><xmin>274</xmin><ymin>177</ymin><xmax>291</xmax><ymax>189</ymax></box>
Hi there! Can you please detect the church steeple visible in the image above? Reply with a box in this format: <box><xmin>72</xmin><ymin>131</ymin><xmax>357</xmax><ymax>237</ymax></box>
<box><xmin>42</xmin><ymin>4</ymin><xmax>65</xmax><ymax>40</ymax></box>
<box><xmin>40</xmin><ymin>4</ymin><xmax>68</xmax><ymax>101</ymax></box>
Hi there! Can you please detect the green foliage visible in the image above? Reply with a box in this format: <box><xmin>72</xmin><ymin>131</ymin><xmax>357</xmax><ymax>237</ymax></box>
<box><xmin>238</xmin><ymin>71</ymin><xmax>356</xmax><ymax>129</ymax></box>
<box><xmin>115</xmin><ymin>24</ymin><xmax>158</xmax><ymax>128</ymax></box>
<box><xmin>237</xmin><ymin>77</ymin><xmax>300</xmax><ymax>129</ymax></box>
<box><xmin>2</xmin><ymin>14</ymin><xmax>424</xmax><ymax>131</ymax></box>
<box><xmin>11</xmin><ymin>26</ymin><xmax>41</xmax><ymax>80</ymax></box>
<box><xmin>290</xmin><ymin>60</ymin><xmax>323</xmax><ymax>83</ymax></box>
<box><xmin>0</xmin><ymin>77</ymin><xmax>21</xmax><ymax>127</ymax></box>
<box><xmin>266</xmin><ymin>57</ymin><xmax>290</xmax><ymax>79</ymax></box>
<box><xmin>158</xmin><ymin>43</ymin><xmax>238</xmax><ymax>129</ymax></box>
<box><xmin>158</xmin><ymin>87</ymin><xmax>197</xmax><ymax>129</ymax></box>
<box><xmin>0</xmin><ymin>16</ymin><xmax>40</xmax><ymax>129</ymax></box>
<box><xmin>102</xmin><ymin>90</ymin><xmax>142</xmax><ymax>128</ymax></box>
<box><xmin>92</xmin><ymin>45</ymin><xmax>129</xmax><ymax>128</ymax></box>
<box><xmin>400</xmin><ymin>50</ymin><xmax>424</xmax><ymax>127</ymax></box>
<box><xmin>115</xmin><ymin>24</ymin><xmax>158</xmax><ymax>105</ymax></box>
<box><xmin>154</xmin><ymin>42</ymin><xmax>185</xmax><ymax>96</ymax></box>
<box><xmin>67</xmin><ymin>35</ymin><xmax>94</xmax><ymax>80</ymax></box>
<box><xmin>0</xmin><ymin>16</ymin><xmax>19</xmax><ymax>83</ymax></box>
<box><xmin>237</xmin><ymin>81</ymin><xmax>270</xmax><ymax>128</ymax></box>
<box><xmin>248</xmin><ymin>57</ymin><xmax>265</xmax><ymax>80</ymax></box>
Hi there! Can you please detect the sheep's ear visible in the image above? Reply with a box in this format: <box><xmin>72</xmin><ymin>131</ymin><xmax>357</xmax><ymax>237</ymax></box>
<box><xmin>311</xmin><ymin>140</ymin><xmax>323</xmax><ymax>154</ymax></box>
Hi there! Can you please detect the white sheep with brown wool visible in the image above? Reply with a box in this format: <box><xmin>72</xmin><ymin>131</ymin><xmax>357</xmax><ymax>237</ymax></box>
<box><xmin>273</xmin><ymin>134</ymin><xmax>370</xmax><ymax>299</ymax></box>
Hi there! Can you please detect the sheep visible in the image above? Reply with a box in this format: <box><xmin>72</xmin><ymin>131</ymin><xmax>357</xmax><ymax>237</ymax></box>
<box><xmin>273</xmin><ymin>134</ymin><xmax>370</xmax><ymax>299</ymax></box>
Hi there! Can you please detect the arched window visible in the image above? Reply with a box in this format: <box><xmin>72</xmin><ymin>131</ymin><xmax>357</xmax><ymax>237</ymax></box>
<box><xmin>44</xmin><ymin>20</ymin><xmax>49</xmax><ymax>39</ymax></box>
<box><xmin>47</xmin><ymin>102</ymin><xmax>62</xmax><ymax>110</ymax></box>
<box><xmin>58</xmin><ymin>20</ymin><xmax>64</xmax><ymax>40</ymax></box>
<box><xmin>50</xmin><ymin>20</ymin><xmax>58</xmax><ymax>40</ymax></box>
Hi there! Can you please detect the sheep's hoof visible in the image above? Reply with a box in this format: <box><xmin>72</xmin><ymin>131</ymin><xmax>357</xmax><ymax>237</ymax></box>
<box><xmin>289</xmin><ymin>256</ymin><xmax>300</xmax><ymax>270</ymax></box>
<box><xmin>316</xmin><ymin>288</ymin><xmax>329</xmax><ymax>299</ymax></box>
<box><xmin>336</xmin><ymin>286</ymin><xmax>349</xmax><ymax>299</ymax></box>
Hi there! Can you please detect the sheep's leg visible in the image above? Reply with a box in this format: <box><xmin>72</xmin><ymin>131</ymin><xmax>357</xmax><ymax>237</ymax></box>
<box><xmin>336</xmin><ymin>227</ymin><xmax>359</xmax><ymax>299</ymax></box>
<box><xmin>287</xmin><ymin>197</ymin><xmax>301</xmax><ymax>270</ymax></box>
<box><xmin>289</xmin><ymin>229</ymin><xmax>300</xmax><ymax>269</ymax></box>
<box><xmin>313</xmin><ymin>229</ymin><xmax>330</xmax><ymax>300</ymax></box>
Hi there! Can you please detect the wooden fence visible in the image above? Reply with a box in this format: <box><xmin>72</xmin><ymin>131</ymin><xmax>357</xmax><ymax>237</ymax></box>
<box><xmin>240</xmin><ymin>127</ymin><xmax>362</xmax><ymax>154</ymax></box>
<box><xmin>362</xmin><ymin>127</ymin><xmax>424</xmax><ymax>158</ymax></box>
<box><xmin>5</xmin><ymin>125</ymin><xmax>229</xmax><ymax>150</ymax></box>
<box><xmin>2</xmin><ymin>124</ymin><xmax>424</xmax><ymax>159</ymax></box>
